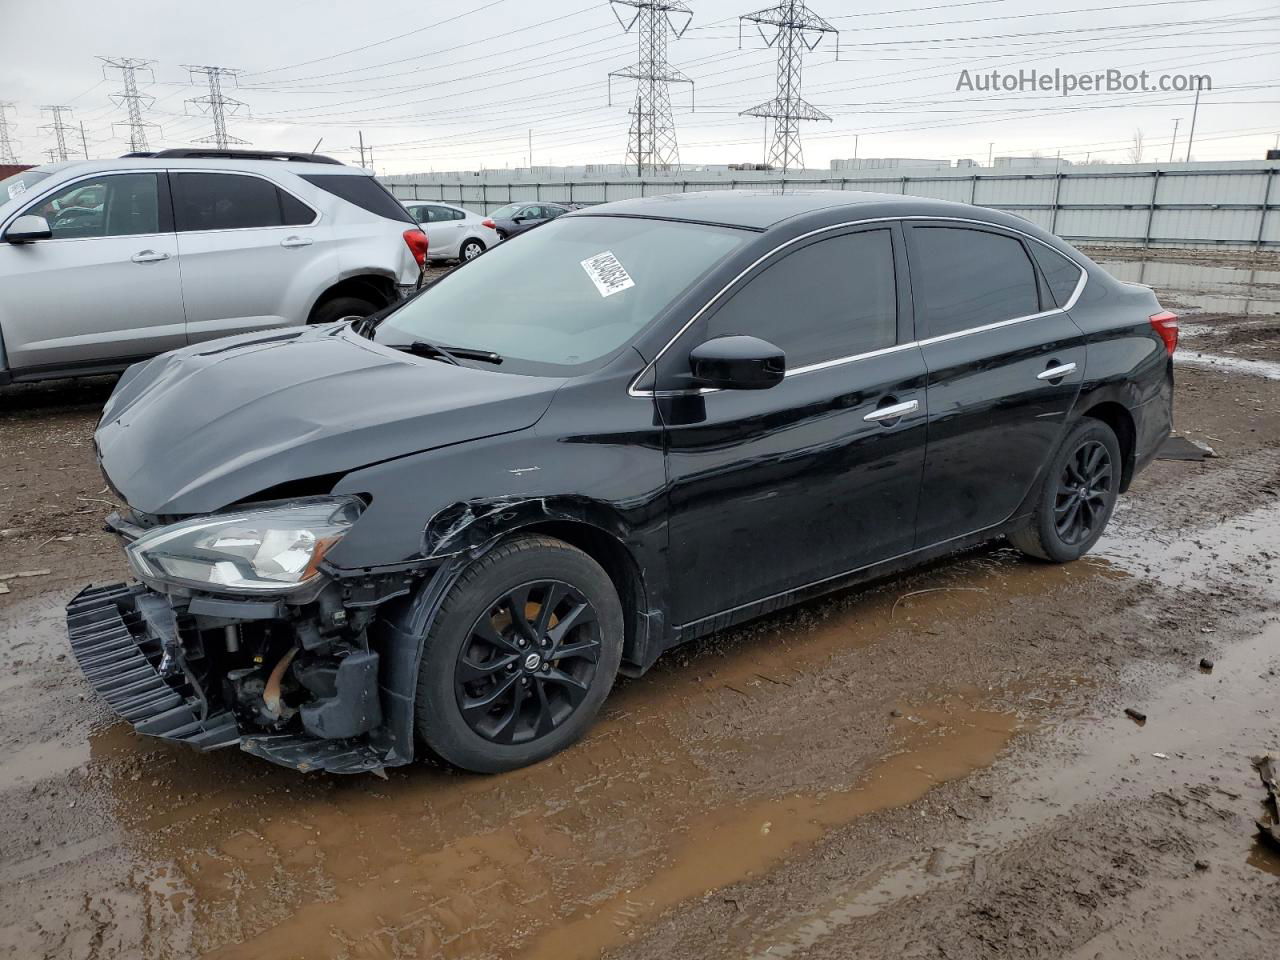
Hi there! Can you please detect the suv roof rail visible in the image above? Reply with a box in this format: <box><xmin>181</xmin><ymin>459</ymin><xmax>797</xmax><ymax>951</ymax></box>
<box><xmin>130</xmin><ymin>149</ymin><xmax>345</xmax><ymax>165</ymax></box>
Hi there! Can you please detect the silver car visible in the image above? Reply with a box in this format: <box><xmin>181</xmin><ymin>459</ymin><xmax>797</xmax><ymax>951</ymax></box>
<box><xmin>403</xmin><ymin>201</ymin><xmax>500</xmax><ymax>263</ymax></box>
<box><xmin>0</xmin><ymin>150</ymin><xmax>427</xmax><ymax>384</ymax></box>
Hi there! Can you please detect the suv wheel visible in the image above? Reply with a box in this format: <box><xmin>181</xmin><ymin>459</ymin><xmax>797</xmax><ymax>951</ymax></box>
<box><xmin>459</xmin><ymin>238</ymin><xmax>485</xmax><ymax>262</ymax></box>
<box><xmin>414</xmin><ymin>535</ymin><xmax>624</xmax><ymax>773</ymax></box>
<box><xmin>309</xmin><ymin>295</ymin><xmax>378</xmax><ymax>326</ymax></box>
<box><xmin>1008</xmin><ymin>418</ymin><xmax>1122</xmax><ymax>563</ymax></box>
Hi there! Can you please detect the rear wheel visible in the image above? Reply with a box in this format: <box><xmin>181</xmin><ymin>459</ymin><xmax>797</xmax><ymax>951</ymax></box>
<box><xmin>309</xmin><ymin>295</ymin><xmax>378</xmax><ymax>326</ymax></box>
<box><xmin>1008</xmin><ymin>418</ymin><xmax>1121</xmax><ymax>563</ymax></box>
<box><xmin>459</xmin><ymin>238</ymin><xmax>485</xmax><ymax>262</ymax></box>
<box><xmin>414</xmin><ymin>535</ymin><xmax>624</xmax><ymax>773</ymax></box>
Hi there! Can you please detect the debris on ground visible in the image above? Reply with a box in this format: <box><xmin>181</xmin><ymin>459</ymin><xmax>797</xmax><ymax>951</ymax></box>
<box><xmin>1252</xmin><ymin>754</ymin><xmax>1280</xmax><ymax>851</ymax></box>
<box><xmin>1157</xmin><ymin>436</ymin><xmax>1218</xmax><ymax>461</ymax></box>
<box><xmin>0</xmin><ymin>570</ymin><xmax>52</xmax><ymax>581</ymax></box>
<box><xmin>1200</xmin><ymin>657</ymin><xmax>1215</xmax><ymax>671</ymax></box>
<box><xmin>1125</xmin><ymin>707</ymin><xmax>1147</xmax><ymax>723</ymax></box>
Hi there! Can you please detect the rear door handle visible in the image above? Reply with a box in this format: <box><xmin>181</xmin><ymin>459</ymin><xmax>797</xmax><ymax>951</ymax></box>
<box><xmin>864</xmin><ymin>399</ymin><xmax>919</xmax><ymax>423</ymax></box>
<box><xmin>280</xmin><ymin>236</ymin><xmax>314</xmax><ymax>248</ymax></box>
<box><xmin>131</xmin><ymin>250</ymin><xmax>170</xmax><ymax>263</ymax></box>
<box><xmin>1037</xmin><ymin>362</ymin><xmax>1077</xmax><ymax>381</ymax></box>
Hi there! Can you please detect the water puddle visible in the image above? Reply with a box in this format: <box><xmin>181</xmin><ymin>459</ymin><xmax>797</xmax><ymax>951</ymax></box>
<box><xmin>1096</xmin><ymin>257</ymin><xmax>1280</xmax><ymax>318</ymax></box>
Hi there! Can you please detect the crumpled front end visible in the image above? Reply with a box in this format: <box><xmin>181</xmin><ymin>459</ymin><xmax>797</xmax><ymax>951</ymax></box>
<box><xmin>67</xmin><ymin>563</ymin><xmax>415</xmax><ymax>775</ymax></box>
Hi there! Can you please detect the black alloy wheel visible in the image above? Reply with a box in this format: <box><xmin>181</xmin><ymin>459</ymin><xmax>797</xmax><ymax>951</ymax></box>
<box><xmin>1054</xmin><ymin>439</ymin><xmax>1113</xmax><ymax>546</ymax></box>
<box><xmin>455</xmin><ymin>580</ymin><xmax>602</xmax><ymax>744</ymax></box>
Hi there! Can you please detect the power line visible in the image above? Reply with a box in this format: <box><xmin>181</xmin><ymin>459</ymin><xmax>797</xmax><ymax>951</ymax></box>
<box><xmin>39</xmin><ymin>105</ymin><xmax>76</xmax><ymax>162</ymax></box>
<box><xmin>100</xmin><ymin>57</ymin><xmax>159</xmax><ymax>153</ymax></box>
<box><xmin>184</xmin><ymin>66</ymin><xmax>248</xmax><ymax>148</ymax></box>
<box><xmin>740</xmin><ymin>0</ymin><xmax>837</xmax><ymax>171</ymax></box>
<box><xmin>0</xmin><ymin>102</ymin><xmax>19</xmax><ymax>164</ymax></box>
<box><xmin>607</xmin><ymin>1</ymin><xmax>696</xmax><ymax>175</ymax></box>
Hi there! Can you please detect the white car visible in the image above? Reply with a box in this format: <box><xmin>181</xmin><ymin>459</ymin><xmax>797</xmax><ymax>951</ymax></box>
<box><xmin>403</xmin><ymin>201</ymin><xmax>500</xmax><ymax>263</ymax></box>
<box><xmin>0</xmin><ymin>149</ymin><xmax>428</xmax><ymax>385</ymax></box>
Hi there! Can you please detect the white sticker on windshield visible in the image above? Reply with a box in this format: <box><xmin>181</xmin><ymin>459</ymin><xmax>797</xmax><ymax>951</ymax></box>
<box><xmin>580</xmin><ymin>250</ymin><xmax>635</xmax><ymax>298</ymax></box>
<box><xmin>7</xmin><ymin>180</ymin><xmax>27</xmax><ymax>201</ymax></box>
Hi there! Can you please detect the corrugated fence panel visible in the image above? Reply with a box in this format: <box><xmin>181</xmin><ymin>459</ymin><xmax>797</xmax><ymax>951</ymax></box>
<box><xmin>380</xmin><ymin>164</ymin><xmax>1279</xmax><ymax>248</ymax></box>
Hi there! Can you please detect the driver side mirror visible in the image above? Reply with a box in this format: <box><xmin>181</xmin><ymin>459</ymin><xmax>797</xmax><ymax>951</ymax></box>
<box><xmin>5</xmin><ymin>214</ymin><xmax>53</xmax><ymax>243</ymax></box>
<box><xmin>689</xmin><ymin>335</ymin><xmax>785</xmax><ymax>390</ymax></box>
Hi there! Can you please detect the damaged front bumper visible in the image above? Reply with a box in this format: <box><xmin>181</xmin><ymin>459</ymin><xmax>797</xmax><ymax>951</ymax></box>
<box><xmin>67</xmin><ymin>580</ymin><xmax>405</xmax><ymax>775</ymax></box>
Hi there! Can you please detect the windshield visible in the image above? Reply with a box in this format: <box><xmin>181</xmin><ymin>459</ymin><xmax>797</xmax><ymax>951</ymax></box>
<box><xmin>376</xmin><ymin>215</ymin><xmax>749</xmax><ymax>373</ymax></box>
<box><xmin>489</xmin><ymin>202</ymin><xmax>522</xmax><ymax>219</ymax></box>
<box><xmin>2</xmin><ymin>169</ymin><xmax>51</xmax><ymax>204</ymax></box>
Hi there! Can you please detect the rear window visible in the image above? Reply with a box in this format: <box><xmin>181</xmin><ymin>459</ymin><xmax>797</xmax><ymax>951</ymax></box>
<box><xmin>300</xmin><ymin>174</ymin><xmax>415</xmax><ymax>224</ymax></box>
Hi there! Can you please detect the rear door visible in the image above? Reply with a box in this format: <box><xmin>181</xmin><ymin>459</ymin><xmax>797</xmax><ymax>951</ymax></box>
<box><xmin>0</xmin><ymin>171</ymin><xmax>185</xmax><ymax>374</ymax></box>
<box><xmin>905</xmin><ymin>222</ymin><xmax>1086</xmax><ymax>547</ymax></box>
<box><xmin>659</xmin><ymin>225</ymin><xmax>928</xmax><ymax>627</ymax></box>
<box><xmin>171</xmin><ymin>170</ymin><xmax>325</xmax><ymax>343</ymax></box>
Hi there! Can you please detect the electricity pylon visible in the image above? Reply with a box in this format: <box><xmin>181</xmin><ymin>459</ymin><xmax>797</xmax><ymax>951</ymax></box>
<box><xmin>184</xmin><ymin>65</ymin><xmax>249</xmax><ymax>149</ymax></box>
<box><xmin>100</xmin><ymin>57</ymin><xmax>160</xmax><ymax>153</ymax></box>
<box><xmin>608</xmin><ymin>1</ymin><xmax>694</xmax><ymax>176</ymax></box>
<box><xmin>39</xmin><ymin>105</ymin><xmax>76</xmax><ymax>162</ymax></box>
<box><xmin>0</xmin><ymin>102</ymin><xmax>19</xmax><ymax>164</ymax></box>
<box><xmin>739</xmin><ymin>0</ymin><xmax>837</xmax><ymax>172</ymax></box>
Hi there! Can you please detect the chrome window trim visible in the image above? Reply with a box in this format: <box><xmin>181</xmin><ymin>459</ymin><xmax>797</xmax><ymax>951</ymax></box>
<box><xmin>627</xmin><ymin>214</ymin><xmax>1088</xmax><ymax>399</ymax></box>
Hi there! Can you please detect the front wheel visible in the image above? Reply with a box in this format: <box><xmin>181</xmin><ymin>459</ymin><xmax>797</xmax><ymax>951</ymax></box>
<box><xmin>414</xmin><ymin>535</ymin><xmax>624</xmax><ymax>773</ymax></box>
<box><xmin>1008</xmin><ymin>418</ymin><xmax>1122</xmax><ymax>563</ymax></box>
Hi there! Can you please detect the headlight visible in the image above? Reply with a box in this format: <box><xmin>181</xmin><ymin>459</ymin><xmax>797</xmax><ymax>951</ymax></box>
<box><xmin>125</xmin><ymin>496</ymin><xmax>364</xmax><ymax>593</ymax></box>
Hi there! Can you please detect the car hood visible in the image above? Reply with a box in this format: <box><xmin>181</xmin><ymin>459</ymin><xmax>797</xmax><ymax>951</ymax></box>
<box><xmin>96</xmin><ymin>325</ymin><xmax>563</xmax><ymax>516</ymax></box>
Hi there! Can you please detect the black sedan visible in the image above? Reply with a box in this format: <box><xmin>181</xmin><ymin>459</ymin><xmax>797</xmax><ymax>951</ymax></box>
<box><xmin>486</xmin><ymin>200</ymin><xmax>578</xmax><ymax>239</ymax></box>
<box><xmin>70</xmin><ymin>190</ymin><xmax>1175</xmax><ymax>776</ymax></box>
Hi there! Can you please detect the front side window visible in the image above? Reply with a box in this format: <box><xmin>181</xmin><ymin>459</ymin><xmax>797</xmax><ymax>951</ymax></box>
<box><xmin>173</xmin><ymin>173</ymin><xmax>314</xmax><ymax>231</ymax></box>
<box><xmin>704</xmin><ymin>229</ymin><xmax>898</xmax><ymax>368</ymax></box>
<box><xmin>22</xmin><ymin>173</ymin><xmax>160</xmax><ymax>239</ymax></box>
<box><xmin>910</xmin><ymin>226</ymin><xmax>1041</xmax><ymax>338</ymax></box>
<box><xmin>377</xmin><ymin>215</ymin><xmax>749</xmax><ymax>373</ymax></box>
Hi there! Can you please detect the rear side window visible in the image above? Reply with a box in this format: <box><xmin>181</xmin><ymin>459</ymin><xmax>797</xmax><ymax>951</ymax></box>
<box><xmin>173</xmin><ymin>173</ymin><xmax>315</xmax><ymax>231</ymax></box>
<box><xmin>1032</xmin><ymin>244</ymin><xmax>1085</xmax><ymax>308</ymax></box>
<box><xmin>910</xmin><ymin>227</ymin><xmax>1041</xmax><ymax>338</ymax></box>
<box><xmin>300</xmin><ymin>174</ymin><xmax>415</xmax><ymax>224</ymax></box>
<box><xmin>705</xmin><ymin>229</ymin><xmax>898</xmax><ymax>368</ymax></box>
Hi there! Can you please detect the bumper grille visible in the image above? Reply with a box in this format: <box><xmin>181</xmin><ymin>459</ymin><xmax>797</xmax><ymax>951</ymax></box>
<box><xmin>67</xmin><ymin>583</ymin><xmax>239</xmax><ymax>751</ymax></box>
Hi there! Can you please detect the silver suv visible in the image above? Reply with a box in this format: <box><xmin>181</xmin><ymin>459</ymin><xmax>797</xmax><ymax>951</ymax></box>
<box><xmin>0</xmin><ymin>149</ymin><xmax>427</xmax><ymax>384</ymax></box>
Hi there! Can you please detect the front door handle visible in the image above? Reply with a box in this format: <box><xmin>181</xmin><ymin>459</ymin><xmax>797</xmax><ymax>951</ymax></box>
<box><xmin>131</xmin><ymin>250</ymin><xmax>170</xmax><ymax>263</ymax></box>
<box><xmin>864</xmin><ymin>398</ymin><xmax>919</xmax><ymax>423</ymax></box>
<box><xmin>1037</xmin><ymin>362</ymin><xmax>1077</xmax><ymax>381</ymax></box>
<box><xmin>280</xmin><ymin>236</ymin><xmax>314</xmax><ymax>248</ymax></box>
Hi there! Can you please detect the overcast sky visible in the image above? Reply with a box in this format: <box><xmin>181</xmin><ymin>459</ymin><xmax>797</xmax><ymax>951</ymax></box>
<box><xmin>2</xmin><ymin>0</ymin><xmax>1277</xmax><ymax>173</ymax></box>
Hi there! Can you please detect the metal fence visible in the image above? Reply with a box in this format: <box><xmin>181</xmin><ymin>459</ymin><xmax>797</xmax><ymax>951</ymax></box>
<box><xmin>382</xmin><ymin>162</ymin><xmax>1280</xmax><ymax>251</ymax></box>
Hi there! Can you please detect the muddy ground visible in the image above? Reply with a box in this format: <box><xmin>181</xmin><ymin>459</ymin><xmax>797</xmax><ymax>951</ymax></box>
<box><xmin>1</xmin><ymin>251</ymin><xmax>1279</xmax><ymax>960</ymax></box>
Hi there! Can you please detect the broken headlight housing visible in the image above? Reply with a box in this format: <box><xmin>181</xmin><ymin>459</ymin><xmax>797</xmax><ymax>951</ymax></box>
<box><xmin>125</xmin><ymin>496</ymin><xmax>364</xmax><ymax>593</ymax></box>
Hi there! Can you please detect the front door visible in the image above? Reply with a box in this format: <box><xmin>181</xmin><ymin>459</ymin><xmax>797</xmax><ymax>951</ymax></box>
<box><xmin>170</xmin><ymin>170</ymin><xmax>325</xmax><ymax>343</ymax></box>
<box><xmin>657</xmin><ymin>225</ymin><xmax>928</xmax><ymax>628</ymax></box>
<box><xmin>905</xmin><ymin>222</ymin><xmax>1087</xmax><ymax>547</ymax></box>
<box><xmin>0</xmin><ymin>171</ymin><xmax>184</xmax><ymax>374</ymax></box>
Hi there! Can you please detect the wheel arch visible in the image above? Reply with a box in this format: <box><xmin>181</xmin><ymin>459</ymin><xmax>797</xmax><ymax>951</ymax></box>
<box><xmin>307</xmin><ymin>273</ymin><xmax>398</xmax><ymax>323</ymax></box>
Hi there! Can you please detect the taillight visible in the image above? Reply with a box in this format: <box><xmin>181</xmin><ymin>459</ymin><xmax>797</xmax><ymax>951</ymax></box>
<box><xmin>481</xmin><ymin>218</ymin><xmax>496</xmax><ymax>229</ymax></box>
<box><xmin>403</xmin><ymin>229</ymin><xmax>428</xmax><ymax>268</ymax></box>
<box><xmin>1149</xmin><ymin>311</ymin><xmax>1178</xmax><ymax>356</ymax></box>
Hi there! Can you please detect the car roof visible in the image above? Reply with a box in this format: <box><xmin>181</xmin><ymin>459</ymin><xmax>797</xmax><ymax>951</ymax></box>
<box><xmin>579</xmin><ymin>189</ymin><xmax>986</xmax><ymax>231</ymax></box>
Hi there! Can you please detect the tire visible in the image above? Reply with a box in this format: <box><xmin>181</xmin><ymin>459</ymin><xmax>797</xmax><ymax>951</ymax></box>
<box><xmin>414</xmin><ymin>535</ymin><xmax>624</xmax><ymax>773</ymax></box>
<box><xmin>309</xmin><ymin>295</ymin><xmax>379</xmax><ymax>326</ymax></box>
<box><xmin>459</xmin><ymin>238</ymin><xmax>485</xmax><ymax>262</ymax></box>
<box><xmin>1008</xmin><ymin>418</ymin><xmax>1122</xmax><ymax>563</ymax></box>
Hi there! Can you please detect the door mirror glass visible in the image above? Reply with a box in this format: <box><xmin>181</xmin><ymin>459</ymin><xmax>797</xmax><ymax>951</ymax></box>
<box><xmin>689</xmin><ymin>335</ymin><xmax>785</xmax><ymax>390</ymax></box>
<box><xmin>5</xmin><ymin>214</ymin><xmax>53</xmax><ymax>243</ymax></box>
